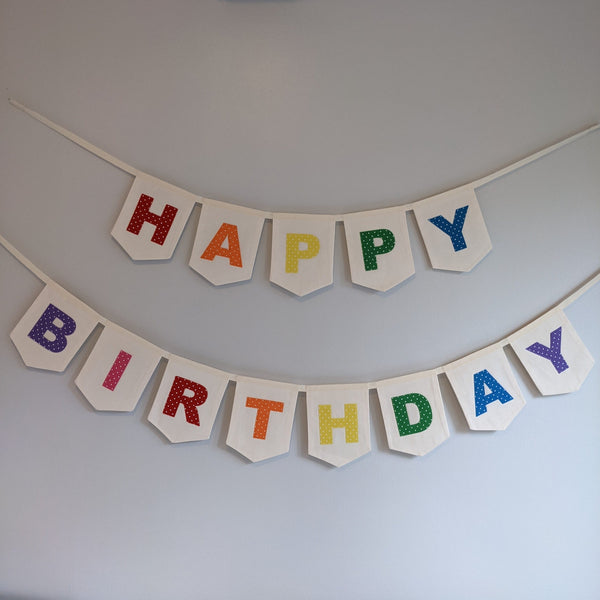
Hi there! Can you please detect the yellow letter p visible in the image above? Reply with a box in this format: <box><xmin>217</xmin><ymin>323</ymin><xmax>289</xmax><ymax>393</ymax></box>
<box><xmin>285</xmin><ymin>233</ymin><xmax>320</xmax><ymax>273</ymax></box>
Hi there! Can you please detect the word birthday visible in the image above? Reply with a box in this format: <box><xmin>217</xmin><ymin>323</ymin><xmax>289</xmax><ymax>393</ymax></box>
<box><xmin>8</xmin><ymin>280</ymin><xmax>594</xmax><ymax>467</ymax></box>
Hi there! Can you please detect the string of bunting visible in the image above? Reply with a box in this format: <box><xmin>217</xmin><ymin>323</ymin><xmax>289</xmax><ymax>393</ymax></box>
<box><xmin>9</xmin><ymin>99</ymin><xmax>600</xmax><ymax>296</ymax></box>
<box><xmin>1</xmin><ymin>233</ymin><xmax>598</xmax><ymax>466</ymax></box>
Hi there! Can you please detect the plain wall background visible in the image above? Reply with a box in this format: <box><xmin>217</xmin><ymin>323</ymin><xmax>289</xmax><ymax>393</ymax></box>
<box><xmin>1</xmin><ymin>1</ymin><xmax>599</xmax><ymax>598</ymax></box>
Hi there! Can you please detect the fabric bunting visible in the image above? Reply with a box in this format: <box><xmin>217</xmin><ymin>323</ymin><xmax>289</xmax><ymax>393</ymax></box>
<box><xmin>444</xmin><ymin>347</ymin><xmax>526</xmax><ymax>430</ymax></box>
<box><xmin>75</xmin><ymin>324</ymin><xmax>163</xmax><ymax>412</ymax></box>
<box><xmin>226</xmin><ymin>377</ymin><xmax>300</xmax><ymax>462</ymax></box>
<box><xmin>147</xmin><ymin>356</ymin><xmax>230</xmax><ymax>443</ymax></box>
<box><xmin>11</xmin><ymin>101</ymin><xmax>599</xmax><ymax>296</ymax></box>
<box><xmin>413</xmin><ymin>186</ymin><xmax>492</xmax><ymax>272</ymax></box>
<box><xmin>2</xmin><ymin>233</ymin><xmax>599</xmax><ymax>465</ymax></box>
<box><xmin>112</xmin><ymin>176</ymin><xmax>196</xmax><ymax>260</ymax></box>
<box><xmin>10</xmin><ymin>284</ymin><xmax>99</xmax><ymax>372</ymax></box>
<box><xmin>113</xmin><ymin>178</ymin><xmax>492</xmax><ymax>291</ymax></box>
<box><xmin>510</xmin><ymin>309</ymin><xmax>594</xmax><ymax>396</ymax></box>
<box><xmin>270</xmin><ymin>214</ymin><xmax>337</xmax><ymax>296</ymax></box>
<box><xmin>376</xmin><ymin>371</ymin><xmax>450</xmax><ymax>456</ymax></box>
<box><xmin>306</xmin><ymin>385</ymin><xmax>371</xmax><ymax>467</ymax></box>
<box><xmin>343</xmin><ymin>207</ymin><xmax>415</xmax><ymax>292</ymax></box>
<box><xmin>4</xmin><ymin>103</ymin><xmax>600</xmax><ymax>466</ymax></box>
<box><xmin>189</xmin><ymin>203</ymin><xmax>265</xmax><ymax>285</ymax></box>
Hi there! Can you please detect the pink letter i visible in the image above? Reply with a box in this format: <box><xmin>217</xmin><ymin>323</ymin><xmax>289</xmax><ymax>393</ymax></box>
<box><xmin>102</xmin><ymin>351</ymin><xmax>133</xmax><ymax>391</ymax></box>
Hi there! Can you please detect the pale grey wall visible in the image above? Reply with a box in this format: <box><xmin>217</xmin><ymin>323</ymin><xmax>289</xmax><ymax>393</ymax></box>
<box><xmin>1</xmin><ymin>1</ymin><xmax>599</xmax><ymax>598</ymax></box>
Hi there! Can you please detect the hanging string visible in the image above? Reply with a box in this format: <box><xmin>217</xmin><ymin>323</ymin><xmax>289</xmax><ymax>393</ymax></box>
<box><xmin>9</xmin><ymin>98</ymin><xmax>600</xmax><ymax>220</ymax></box>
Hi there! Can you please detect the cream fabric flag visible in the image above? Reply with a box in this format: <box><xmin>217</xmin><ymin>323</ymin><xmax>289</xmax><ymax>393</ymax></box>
<box><xmin>445</xmin><ymin>347</ymin><xmax>525</xmax><ymax>430</ymax></box>
<box><xmin>270</xmin><ymin>214</ymin><xmax>336</xmax><ymax>296</ymax></box>
<box><xmin>413</xmin><ymin>186</ymin><xmax>491</xmax><ymax>272</ymax></box>
<box><xmin>376</xmin><ymin>371</ymin><xmax>449</xmax><ymax>456</ymax></box>
<box><xmin>343</xmin><ymin>207</ymin><xmax>414</xmax><ymax>292</ymax></box>
<box><xmin>75</xmin><ymin>324</ymin><xmax>162</xmax><ymax>412</ymax></box>
<box><xmin>226</xmin><ymin>377</ymin><xmax>299</xmax><ymax>462</ymax></box>
<box><xmin>147</xmin><ymin>356</ymin><xmax>229</xmax><ymax>443</ymax></box>
<box><xmin>112</xmin><ymin>176</ymin><xmax>196</xmax><ymax>260</ymax></box>
<box><xmin>306</xmin><ymin>385</ymin><xmax>371</xmax><ymax>467</ymax></box>
<box><xmin>510</xmin><ymin>309</ymin><xmax>594</xmax><ymax>396</ymax></box>
<box><xmin>189</xmin><ymin>203</ymin><xmax>265</xmax><ymax>285</ymax></box>
<box><xmin>11</xmin><ymin>284</ymin><xmax>99</xmax><ymax>372</ymax></box>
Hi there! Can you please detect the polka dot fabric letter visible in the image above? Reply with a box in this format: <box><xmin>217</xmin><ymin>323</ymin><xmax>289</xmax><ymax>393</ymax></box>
<box><xmin>200</xmin><ymin>223</ymin><xmax>243</xmax><ymax>268</ymax></box>
<box><xmin>359</xmin><ymin>229</ymin><xmax>395</xmax><ymax>271</ymax></box>
<box><xmin>413</xmin><ymin>187</ymin><xmax>492</xmax><ymax>272</ymax></box>
<box><xmin>112</xmin><ymin>176</ymin><xmax>195</xmax><ymax>261</ymax></box>
<box><xmin>473</xmin><ymin>369</ymin><xmax>514</xmax><ymax>417</ymax></box>
<box><xmin>11</xmin><ymin>284</ymin><xmax>99</xmax><ymax>372</ymax></box>
<box><xmin>391</xmin><ymin>394</ymin><xmax>433</xmax><ymax>436</ymax></box>
<box><xmin>285</xmin><ymin>233</ymin><xmax>320</xmax><ymax>273</ymax></box>
<box><xmin>148</xmin><ymin>356</ymin><xmax>229</xmax><ymax>443</ymax></box>
<box><xmin>102</xmin><ymin>351</ymin><xmax>133</xmax><ymax>391</ymax></box>
<box><xmin>190</xmin><ymin>203</ymin><xmax>265</xmax><ymax>285</ymax></box>
<box><xmin>445</xmin><ymin>347</ymin><xmax>525</xmax><ymax>430</ymax></box>
<box><xmin>245</xmin><ymin>398</ymin><xmax>285</xmax><ymax>439</ymax></box>
<box><xmin>343</xmin><ymin>207</ymin><xmax>414</xmax><ymax>291</ymax></box>
<box><xmin>318</xmin><ymin>404</ymin><xmax>359</xmax><ymax>444</ymax></box>
<box><xmin>75</xmin><ymin>324</ymin><xmax>162</xmax><ymax>412</ymax></box>
<box><xmin>27</xmin><ymin>303</ymin><xmax>76</xmax><ymax>353</ymax></box>
<box><xmin>306</xmin><ymin>385</ymin><xmax>371</xmax><ymax>467</ymax></box>
<box><xmin>428</xmin><ymin>206</ymin><xmax>469</xmax><ymax>252</ymax></box>
<box><xmin>526</xmin><ymin>328</ymin><xmax>569</xmax><ymax>374</ymax></box>
<box><xmin>510</xmin><ymin>309</ymin><xmax>594</xmax><ymax>396</ymax></box>
<box><xmin>162</xmin><ymin>376</ymin><xmax>208</xmax><ymax>426</ymax></box>
<box><xmin>226</xmin><ymin>378</ymin><xmax>299</xmax><ymax>462</ymax></box>
<box><xmin>270</xmin><ymin>214</ymin><xmax>336</xmax><ymax>296</ymax></box>
<box><xmin>377</xmin><ymin>372</ymin><xmax>450</xmax><ymax>456</ymax></box>
<box><xmin>125</xmin><ymin>194</ymin><xmax>178</xmax><ymax>246</ymax></box>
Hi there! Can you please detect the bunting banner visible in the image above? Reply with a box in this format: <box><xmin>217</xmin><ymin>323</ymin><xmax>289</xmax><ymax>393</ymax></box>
<box><xmin>1</xmin><ymin>232</ymin><xmax>598</xmax><ymax>465</ymax></box>
<box><xmin>3</xmin><ymin>101</ymin><xmax>600</xmax><ymax>466</ymax></box>
<box><xmin>147</xmin><ymin>356</ymin><xmax>229</xmax><ymax>443</ymax></box>
<box><xmin>306</xmin><ymin>385</ymin><xmax>371</xmax><ymax>467</ymax></box>
<box><xmin>376</xmin><ymin>371</ymin><xmax>450</xmax><ymax>456</ymax></box>
<box><xmin>189</xmin><ymin>203</ymin><xmax>266</xmax><ymax>285</ymax></box>
<box><xmin>444</xmin><ymin>347</ymin><xmax>526</xmax><ymax>431</ymax></box>
<box><xmin>270</xmin><ymin>214</ymin><xmax>337</xmax><ymax>296</ymax></box>
<box><xmin>9</xmin><ymin>101</ymin><xmax>598</xmax><ymax>296</ymax></box>
<box><xmin>226</xmin><ymin>377</ymin><xmax>300</xmax><ymax>462</ymax></box>
<box><xmin>412</xmin><ymin>186</ymin><xmax>492</xmax><ymax>272</ymax></box>
<box><xmin>75</xmin><ymin>324</ymin><xmax>163</xmax><ymax>412</ymax></box>
<box><xmin>509</xmin><ymin>309</ymin><xmax>595</xmax><ymax>396</ymax></box>
<box><xmin>10</xmin><ymin>284</ymin><xmax>99</xmax><ymax>372</ymax></box>
<box><xmin>343</xmin><ymin>207</ymin><xmax>415</xmax><ymax>292</ymax></box>
<box><xmin>112</xmin><ymin>175</ymin><xmax>196</xmax><ymax>260</ymax></box>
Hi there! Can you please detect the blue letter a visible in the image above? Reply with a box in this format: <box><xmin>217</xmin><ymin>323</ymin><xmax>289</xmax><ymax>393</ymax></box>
<box><xmin>473</xmin><ymin>369</ymin><xmax>513</xmax><ymax>416</ymax></box>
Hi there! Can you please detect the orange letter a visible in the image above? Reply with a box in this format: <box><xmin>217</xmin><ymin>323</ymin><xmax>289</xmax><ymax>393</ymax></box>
<box><xmin>201</xmin><ymin>223</ymin><xmax>243</xmax><ymax>267</ymax></box>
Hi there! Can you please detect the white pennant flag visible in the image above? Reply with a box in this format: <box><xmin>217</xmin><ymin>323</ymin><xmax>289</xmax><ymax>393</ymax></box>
<box><xmin>445</xmin><ymin>347</ymin><xmax>525</xmax><ymax>430</ymax></box>
<box><xmin>189</xmin><ymin>203</ymin><xmax>265</xmax><ymax>285</ymax></box>
<box><xmin>343</xmin><ymin>207</ymin><xmax>415</xmax><ymax>292</ymax></box>
<box><xmin>75</xmin><ymin>324</ymin><xmax>162</xmax><ymax>412</ymax></box>
<box><xmin>226</xmin><ymin>377</ymin><xmax>299</xmax><ymax>462</ymax></box>
<box><xmin>510</xmin><ymin>309</ymin><xmax>594</xmax><ymax>396</ymax></box>
<box><xmin>11</xmin><ymin>284</ymin><xmax>99</xmax><ymax>372</ymax></box>
<box><xmin>306</xmin><ymin>385</ymin><xmax>371</xmax><ymax>467</ymax></box>
<box><xmin>376</xmin><ymin>371</ymin><xmax>449</xmax><ymax>456</ymax></box>
<box><xmin>413</xmin><ymin>186</ymin><xmax>491</xmax><ymax>272</ymax></box>
<box><xmin>112</xmin><ymin>176</ymin><xmax>196</xmax><ymax>260</ymax></box>
<box><xmin>270</xmin><ymin>214</ymin><xmax>336</xmax><ymax>296</ymax></box>
<box><xmin>147</xmin><ymin>356</ymin><xmax>229</xmax><ymax>443</ymax></box>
